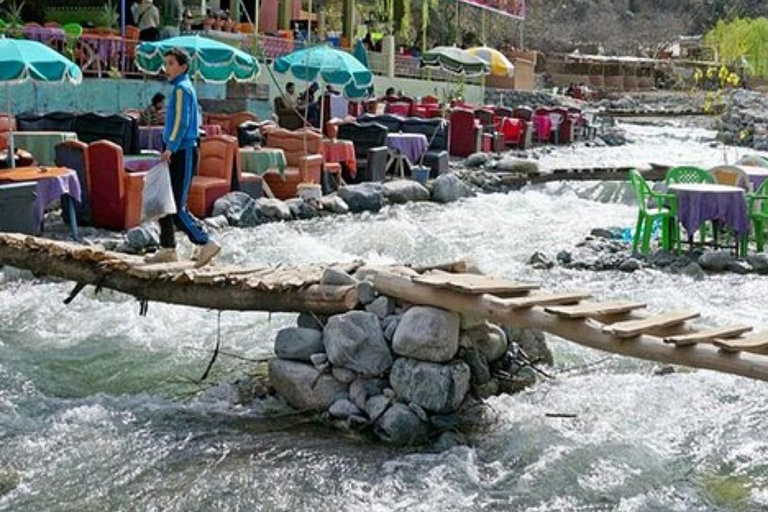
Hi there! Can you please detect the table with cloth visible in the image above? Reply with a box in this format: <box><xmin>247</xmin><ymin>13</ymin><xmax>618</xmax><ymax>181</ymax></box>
<box><xmin>386</xmin><ymin>133</ymin><xmax>428</xmax><ymax>177</ymax></box>
<box><xmin>238</xmin><ymin>148</ymin><xmax>287</xmax><ymax>199</ymax></box>
<box><xmin>669</xmin><ymin>183</ymin><xmax>748</xmax><ymax>249</ymax></box>
<box><xmin>323</xmin><ymin>139</ymin><xmax>357</xmax><ymax>178</ymax></box>
<box><xmin>11</xmin><ymin>131</ymin><xmax>78</xmax><ymax>167</ymax></box>
<box><xmin>124</xmin><ymin>155</ymin><xmax>162</xmax><ymax>173</ymax></box>
<box><xmin>0</xmin><ymin>166</ymin><xmax>81</xmax><ymax>239</ymax></box>
<box><xmin>736</xmin><ymin>165</ymin><xmax>768</xmax><ymax>192</ymax></box>
<box><xmin>140</xmin><ymin>125</ymin><xmax>225</xmax><ymax>151</ymax></box>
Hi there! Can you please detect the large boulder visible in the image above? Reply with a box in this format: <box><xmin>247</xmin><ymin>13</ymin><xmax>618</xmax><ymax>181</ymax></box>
<box><xmin>494</xmin><ymin>157</ymin><xmax>539</xmax><ymax>175</ymax></box>
<box><xmin>350</xmin><ymin>377</ymin><xmax>388</xmax><ymax>410</ymax></box>
<box><xmin>255</xmin><ymin>198</ymin><xmax>292</xmax><ymax>221</ymax></box>
<box><xmin>320</xmin><ymin>195</ymin><xmax>350</xmax><ymax>214</ymax></box>
<box><xmin>375</xmin><ymin>403</ymin><xmax>428</xmax><ymax>445</ymax></box>
<box><xmin>268</xmin><ymin>359</ymin><xmax>348</xmax><ymax>411</ymax></box>
<box><xmin>504</xmin><ymin>327</ymin><xmax>553</xmax><ymax>366</ymax></box>
<box><xmin>274</xmin><ymin>327</ymin><xmax>325</xmax><ymax>362</ymax></box>
<box><xmin>393</xmin><ymin>306</ymin><xmax>460</xmax><ymax>362</ymax></box>
<box><xmin>459</xmin><ymin>321</ymin><xmax>508</xmax><ymax>363</ymax></box>
<box><xmin>125</xmin><ymin>224</ymin><xmax>160</xmax><ymax>252</ymax></box>
<box><xmin>382</xmin><ymin>180</ymin><xmax>430</xmax><ymax>204</ymax></box>
<box><xmin>212</xmin><ymin>192</ymin><xmax>265</xmax><ymax>227</ymax></box>
<box><xmin>431</xmin><ymin>174</ymin><xmax>474</xmax><ymax>203</ymax></box>
<box><xmin>285</xmin><ymin>198</ymin><xmax>318</xmax><ymax>220</ymax></box>
<box><xmin>323</xmin><ymin>311</ymin><xmax>392</xmax><ymax>376</ymax></box>
<box><xmin>698</xmin><ymin>251</ymin><xmax>734</xmax><ymax>272</ymax></box>
<box><xmin>389</xmin><ymin>358</ymin><xmax>471</xmax><ymax>413</ymax></box>
<box><xmin>338</xmin><ymin>183</ymin><xmax>386</xmax><ymax>212</ymax></box>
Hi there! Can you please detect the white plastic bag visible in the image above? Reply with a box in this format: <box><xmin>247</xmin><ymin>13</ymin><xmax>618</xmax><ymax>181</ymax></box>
<box><xmin>142</xmin><ymin>162</ymin><xmax>177</xmax><ymax>221</ymax></box>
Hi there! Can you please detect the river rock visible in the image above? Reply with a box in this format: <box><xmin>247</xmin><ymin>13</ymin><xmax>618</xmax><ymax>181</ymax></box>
<box><xmin>431</xmin><ymin>174</ymin><xmax>474</xmax><ymax>203</ymax></box>
<box><xmin>297</xmin><ymin>312</ymin><xmax>326</xmax><ymax>330</ymax></box>
<box><xmin>389</xmin><ymin>358</ymin><xmax>471</xmax><ymax>413</ymax></box>
<box><xmin>528</xmin><ymin>251</ymin><xmax>554</xmax><ymax>270</ymax></box>
<box><xmin>392</xmin><ymin>306</ymin><xmax>460</xmax><ymax>362</ymax></box>
<box><xmin>495</xmin><ymin>157</ymin><xmax>539</xmax><ymax>175</ymax></box>
<box><xmin>365</xmin><ymin>296</ymin><xmax>396</xmax><ymax>319</ymax></box>
<box><xmin>460</xmin><ymin>322</ymin><xmax>508</xmax><ymax>362</ymax></box>
<box><xmin>357</xmin><ymin>281</ymin><xmax>377</xmax><ymax>305</ymax></box>
<box><xmin>350</xmin><ymin>378</ymin><xmax>388</xmax><ymax>410</ymax></box>
<box><xmin>727</xmin><ymin>260</ymin><xmax>753</xmax><ymax>274</ymax></box>
<box><xmin>677</xmin><ymin>261</ymin><xmax>706</xmax><ymax>279</ymax></box>
<box><xmin>434</xmin><ymin>431</ymin><xmax>467</xmax><ymax>452</ymax></box>
<box><xmin>505</xmin><ymin>327</ymin><xmax>553</xmax><ymax>366</ymax></box>
<box><xmin>698</xmin><ymin>251</ymin><xmax>734</xmax><ymax>272</ymax></box>
<box><xmin>285</xmin><ymin>198</ymin><xmax>318</xmax><ymax>220</ymax></box>
<box><xmin>212</xmin><ymin>192</ymin><xmax>263</xmax><ymax>227</ymax></box>
<box><xmin>329</xmin><ymin>398</ymin><xmax>362</xmax><ymax>419</ymax></box>
<box><xmin>310</xmin><ymin>353</ymin><xmax>329</xmax><ymax>370</ymax></box>
<box><xmin>320</xmin><ymin>194</ymin><xmax>350</xmax><ymax>214</ymax></box>
<box><xmin>748</xmin><ymin>253</ymin><xmax>768</xmax><ymax>274</ymax></box>
<box><xmin>475</xmin><ymin>378</ymin><xmax>500</xmax><ymax>399</ymax></box>
<box><xmin>254</xmin><ymin>198</ymin><xmax>292</xmax><ymax>221</ymax></box>
<box><xmin>382</xmin><ymin>314</ymin><xmax>401</xmax><ymax>342</ymax></box>
<box><xmin>382</xmin><ymin>180</ymin><xmax>430</xmax><ymax>204</ymax></box>
<box><xmin>323</xmin><ymin>311</ymin><xmax>392</xmax><ymax>376</ymax></box>
<box><xmin>498</xmin><ymin>366</ymin><xmax>537</xmax><ymax>394</ymax></box>
<box><xmin>464</xmin><ymin>152</ymin><xmax>490</xmax><ymax>168</ymax></box>
<box><xmin>338</xmin><ymin>183</ymin><xmax>386</xmax><ymax>212</ymax></box>
<box><xmin>365</xmin><ymin>394</ymin><xmax>390</xmax><ymax>419</ymax></box>
<box><xmin>269</xmin><ymin>359</ymin><xmax>348</xmax><ymax>411</ymax></box>
<box><xmin>459</xmin><ymin>347</ymin><xmax>491</xmax><ymax>385</ymax></box>
<box><xmin>0</xmin><ymin>469</ymin><xmax>19</xmax><ymax>498</ymax></box>
<box><xmin>332</xmin><ymin>366</ymin><xmax>358</xmax><ymax>384</ymax></box>
<box><xmin>375</xmin><ymin>403</ymin><xmax>428</xmax><ymax>445</ymax></box>
<box><xmin>619</xmin><ymin>258</ymin><xmax>642</xmax><ymax>272</ymax></box>
<box><xmin>321</xmin><ymin>267</ymin><xmax>358</xmax><ymax>286</ymax></box>
<box><xmin>203</xmin><ymin>215</ymin><xmax>230</xmax><ymax>230</ymax></box>
<box><xmin>125</xmin><ymin>224</ymin><xmax>160</xmax><ymax>251</ymax></box>
<box><xmin>274</xmin><ymin>327</ymin><xmax>325</xmax><ymax>361</ymax></box>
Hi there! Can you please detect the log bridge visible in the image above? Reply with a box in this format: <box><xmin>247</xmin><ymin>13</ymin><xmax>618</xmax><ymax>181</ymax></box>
<box><xmin>2</xmin><ymin>233</ymin><xmax>768</xmax><ymax>383</ymax></box>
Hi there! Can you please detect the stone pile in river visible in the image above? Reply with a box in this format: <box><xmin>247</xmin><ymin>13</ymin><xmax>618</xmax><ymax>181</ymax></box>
<box><xmin>718</xmin><ymin>89</ymin><xmax>768</xmax><ymax>150</ymax></box>
<box><xmin>530</xmin><ymin>227</ymin><xmax>768</xmax><ymax>277</ymax></box>
<box><xmin>268</xmin><ymin>266</ymin><xmax>551</xmax><ymax>446</ymax></box>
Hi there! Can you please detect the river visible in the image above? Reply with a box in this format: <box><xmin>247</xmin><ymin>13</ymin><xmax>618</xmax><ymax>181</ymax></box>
<box><xmin>2</xmin><ymin>118</ymin><xmax>768</xmax><ymax>511</ymax></box>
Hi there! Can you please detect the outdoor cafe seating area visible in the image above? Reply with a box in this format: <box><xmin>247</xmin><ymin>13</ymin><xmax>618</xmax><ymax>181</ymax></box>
<box><xmin>629</xmin><ymin>157</ymin><xmax>768</xmax><ymax>257</ymax></box>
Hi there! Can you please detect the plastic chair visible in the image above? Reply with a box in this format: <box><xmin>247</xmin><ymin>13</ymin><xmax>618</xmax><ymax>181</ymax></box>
<box><xmin>737</xmin><ymin>155</ymin><xmax>768</xmax><ymax>168</ymax></box>
<box><xmin>710</xmin><ymin>165</ymin><xmax>750</xmax><ymax>191</ymax></box>
<box><xmin>664</xmin><ymin>166</ymin><xmax>713</xmax><ymax>186</ymax></box>
<box><xmin>628</xmin><ymin>169</ymin><xmax>679</xmax><ymax>254</ymax></box>
<box><xmin>744</xmin><ymin>180</ymin><xmax>768</xmax><ymax>253</ymax></box>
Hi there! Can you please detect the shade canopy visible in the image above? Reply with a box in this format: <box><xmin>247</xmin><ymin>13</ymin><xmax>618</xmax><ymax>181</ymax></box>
<box><xmin>0</xmin><ymin>37</ymin><xmax>83</xmax><ymax>83</ymax></box>
<box><xmin>273</xmin><ymin>45</ymin><xmax>373</xmax><ymax>98</ymax></box>
<box><xmin>420</xmin><ymin>46</ymin><xmax>490</xmax><ymax>77</ymax></box>
<box><xmin>135</xmin><ymin>35</ymin><xmax>260</xmax><ymax>83</ymax></box>
<box><xmin>466</xmin><ymin>46</ymin><xmax>515</xmax><ymax>77</ymax></box>
<box><xmin>352</xmin><ymin>39</ymin><xmax>369</xmax><ymax>69</ymax></box>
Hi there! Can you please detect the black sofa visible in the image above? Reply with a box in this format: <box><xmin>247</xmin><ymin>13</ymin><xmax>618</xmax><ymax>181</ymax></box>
<box><xmin>15</xmin><ymin>111</ymin><xmax>139</xmax><ymax>154</ymax></box>
<box><xmin>357</xmin><ymin>113</ymin><xmax>404</xmax><ymax>133</ymax></box>
<box><xmin>337</xmin><ymin>122</ymin><xmax>389</xmax><ymax>183</ymax></box>
<box><xmin>400</xmin><ymin>118</ymin><xmax>449</xmax><ymax>177</ymax></box>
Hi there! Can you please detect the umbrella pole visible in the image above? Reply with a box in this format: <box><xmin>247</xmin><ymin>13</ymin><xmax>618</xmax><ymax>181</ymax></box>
<box><xmin>7</xmin><ymin>83</ymin><xmax>15</xmax><ymax>170</ymax></box>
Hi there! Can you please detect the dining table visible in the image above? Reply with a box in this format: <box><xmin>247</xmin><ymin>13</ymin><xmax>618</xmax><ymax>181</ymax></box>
<box><xmin>323</xmin><ymin>139</ymin><xmax>357</xmax><ymax>179</ymax></box>
<box><xmin>10</xmin><ymin>131</ymin><xmax>78</xmax><ymax>167</ymax></box>
<box><xmin>736</xmin><ymin>164</ymin><xmax>768</xmax><ymax>192</ymax></box>
<box><xmin>669</xmin><ymin>183</ymin><xmax>749</xmax><ymax>250</ymax></box>
<box><xmin>0</xmin><ymin>166</ymin><xmax>81</xmax><ymax>239</ymax></box>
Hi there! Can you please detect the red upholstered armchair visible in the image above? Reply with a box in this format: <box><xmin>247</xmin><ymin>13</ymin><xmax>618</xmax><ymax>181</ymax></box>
<box><xmin>263</xmin><ymin>128</ymin><xmax>324</xmax><ymax>199</ymax></box>
<box><xmin>552</xmin><ymin>107</ymin><xmax>576</xmax><ymax>144</ymax></box>
<box><xmin>474</xmin><ymin>108</ymin><xmax>504</xmax><ymax>153</ymax></box>
<box><xmin>188</xmin><ymin>135</ymin><xmax>237</xmax><ymax>217</ymax></box>
<box><xmin>86</xmin><ymin>140</ymin><xmax>144</xmax><ymax>230</ymax></box>
<box><xmin>449</xmin><ymin>108</ymin><xmax>482</xmax><ymax>157</ymax></box>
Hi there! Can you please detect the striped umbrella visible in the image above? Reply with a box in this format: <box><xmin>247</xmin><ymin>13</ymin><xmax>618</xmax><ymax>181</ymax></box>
<box><xmin>420</xmin><ymin>46</ymin><xmax>489</xmax><ymax>77</ymax></box>
<box><xmin>466</xmin><ymin>47</ymin><xmax>515</xmax><ymax>77</ymax></box>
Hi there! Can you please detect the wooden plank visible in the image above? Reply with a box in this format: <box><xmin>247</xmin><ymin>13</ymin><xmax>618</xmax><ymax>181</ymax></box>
<box><xmin>412</xmin><ymin>270</ymin><xmax>539</xmax><ymax>296</ymax></box>
<box><xmin>545</xmin><ymin>301</ymin><xmax>647</xmax><ymax>319</ymax></box>
<box><xmin>664</xmin><ymin>325</ymin><xmax>753</xmax><ymax>346</ymax></box>
<box><xmin>501</xmin><ymin>292</ymin><xmax>591</xmax><ymax>310</ymax></box>
<box><xmin>604</xmin><ymin>311</ymin><xmax>700</xmax><ymax>338</ymax></box>
<box><xmin>714</xmin><ymin>332</ymin><xmax>768</xmax><ymax>353</ymax></box>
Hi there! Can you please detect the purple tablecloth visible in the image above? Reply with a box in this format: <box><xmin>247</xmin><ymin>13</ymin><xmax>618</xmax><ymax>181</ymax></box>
<box><xmin>737</xmin><ymin>165</ymin><xmax>768</xmax><ymax>192</ymax></box>
<box><xmin>34</xmin><ymin>170</ymin><xmax>82</xmax><ymax>230</ymax></box>
<box><xmin>24</xmin><ymin>26</ymin><xmax>65</xmax><ymax>43</ymax></box>
<box><xmin>124</xmin><ymin>156</ymin><xmax>162</xmax><ymax>173</ymax></box>
<box><xmin>386</xmin><ymin>133</ymin><xmax>428</xmax><ymax>164</ymax></box>
<box><xmin>669</xmin><ymin>183</ymin><xmax>748</xmax><ymax>237</ymax></box>
<box><xmin>139</xmin><ymin>126</ymin><xmax>164</xmax><ymax>152</ymax></box>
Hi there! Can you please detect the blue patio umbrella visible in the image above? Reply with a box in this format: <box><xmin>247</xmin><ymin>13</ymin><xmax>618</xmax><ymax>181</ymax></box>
<box><xmin>135</xmin><ymin>35</ymin><xmax>260</xmax><ymax>83</ymax></box>
<box><xmin>273</xmin><ymin>44</ymin><xmax>373</xmax><ymax>96</ymax></box>
<box><xmin>352</xmin><ymin>39</ymin><xmax>369</xmax><ymax>69</ymax></box>
<box><xmin>0</xmin><ymin>37</ymin><xmax>83</xmax><ymax>167</ymax></box>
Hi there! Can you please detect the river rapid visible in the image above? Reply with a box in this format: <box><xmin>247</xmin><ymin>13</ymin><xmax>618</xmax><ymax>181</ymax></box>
<box><xmin>2</xmin><ymin>118</ymin><xmax>768</xmax><ymax>511</ymax></box>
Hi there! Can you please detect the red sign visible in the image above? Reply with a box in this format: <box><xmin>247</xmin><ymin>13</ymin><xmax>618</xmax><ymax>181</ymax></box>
<box><xmin>459</xmin><ymin>0</ymin><xmax>526</xmax><ymax>19</ymax></box>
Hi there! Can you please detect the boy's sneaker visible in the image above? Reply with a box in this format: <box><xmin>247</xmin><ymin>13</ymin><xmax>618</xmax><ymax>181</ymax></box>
<box><xmin>195</xmin><ymin>240</ymin><xmax>221</xmax><ymax>267</ymax></box>
<box><xmin>143</xmin><ymin>248</ymin><xmax>178</xmax><ymax>264</ymax></box>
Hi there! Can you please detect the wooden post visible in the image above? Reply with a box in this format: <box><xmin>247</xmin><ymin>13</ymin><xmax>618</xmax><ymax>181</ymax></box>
<box><xmin>371</xmin><ymin>270</ymin><xmax>768</xmax><ymax>383</ymax></box>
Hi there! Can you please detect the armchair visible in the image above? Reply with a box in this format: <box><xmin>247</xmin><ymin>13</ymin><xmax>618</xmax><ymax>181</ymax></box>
<box><xmin>86</xmin><ymin>140</ymin><xmax>144</xmax><ymax>230</ymax></box>
<box><xmin>337</xmin><ymin>122</ymin><xmax>389</xmax><ymax>183</ymax></box>
<box><xmin>449</xmin><ymin>108</ymin><xmax>481</xmax><ymax>157</ymax></box>
<box><xmin>55</xmin><ymin>140</ymin><xmax>91</xmax><ymax>225</ymax></box>
<box><xmin>474</xmin><ymin>108</ymin><xmax>504</xmax><ymax>153</ymax></box>
<box><xmin>263</xmin><ymin>128</ymin><xmax>324</xmax><ymax>199</ymax></box>
<box><xmin>401</xmin><ymin>118</ymin><xmax>449</xmax><ymax>177</ymax></box>
<box><xmin>189</xmin><ymin>135</ymin><xmax>237</xmax><ymax>217</ymax></box>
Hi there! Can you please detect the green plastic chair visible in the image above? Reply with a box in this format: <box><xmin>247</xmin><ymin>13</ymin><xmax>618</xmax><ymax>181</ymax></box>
<box><xmin>664</xmin><ymin>165</ymin><xmax>714</xmax><ymax>186</ymax></box>
<box><xmin>628</xmin><ymin>169</ymin><xmax>680</xmax><ymax>254</ymax></box>
<box><xmin>62</xmin><ymin>23</ymin><xmax>83</xmax><ymax>38</ymax></box>
<box><xmin>743</xmin><ymin>180</ymin><xmax>768</xmax><ymax>254</ymax></box>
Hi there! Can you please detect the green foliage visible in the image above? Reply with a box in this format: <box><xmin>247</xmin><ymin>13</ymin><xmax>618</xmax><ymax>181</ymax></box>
<box><xmin>97</xmin><ymin>0</ymin><xmax>119</xmax><ymax>29</ymax></box>
<box><xmin>705</xmin><ymin>17</ymin><xmax>768</xmax><ymax>78</ymax></box>
<box><xmin>44</xmin><ymin>6</ymin><xmax>103</xmax><ymax>26</ymax></box>
<box><xmin>2</xmin><ymin>0</ymin><xmax>25</xmax><ymax>26</ymax></box>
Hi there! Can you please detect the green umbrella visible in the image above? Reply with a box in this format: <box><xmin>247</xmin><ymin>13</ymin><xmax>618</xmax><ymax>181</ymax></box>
<box><xmin>420</xmin><ymin>46</ymin><xmax>490</xmax><ymax>77</ymax></box>
<box><xmin>273</xmin><ymin>44</ymin><xmax>373</xmax><ymax>95</ymax></box>
<box><xmin>0</xmin><ymin>37</ymin><xmax>82</xmax><ymax>168</ymax></box>
<box><xmin>135</xmin><ymin>35</ymin><xmax>260</xmax><ymax>83</ymax></box>
<box><xmin>352</xmin><ymin>39</ymin><xmax>369</xmax><ymax>70</ymax></box>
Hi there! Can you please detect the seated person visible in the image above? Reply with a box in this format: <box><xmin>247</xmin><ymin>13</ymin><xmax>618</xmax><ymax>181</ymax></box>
<box><xmin>274</xmin><ymin>81</ymin><xmax>304</xmax><ymax>130</ymax></box>
<box><xmin>299</xmin><ymin>82</ymin><xmax>321</xmax><ymax>128</ymax></box>
<box><xmin>380</xmin><ymin>87</ymin><xmax>397</xmax><ymax>102</ymax></box>
<box><xmin>140</xmin><ymin>92</ymin><xmax>165</xmax><ymax>126</ymax></box>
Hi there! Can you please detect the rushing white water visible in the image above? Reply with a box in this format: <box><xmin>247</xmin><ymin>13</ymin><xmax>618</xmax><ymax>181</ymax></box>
<box><xmin>2</xmin><ymin>119</ymin><xmax>768</xmax><ymax>511</ymax></box>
